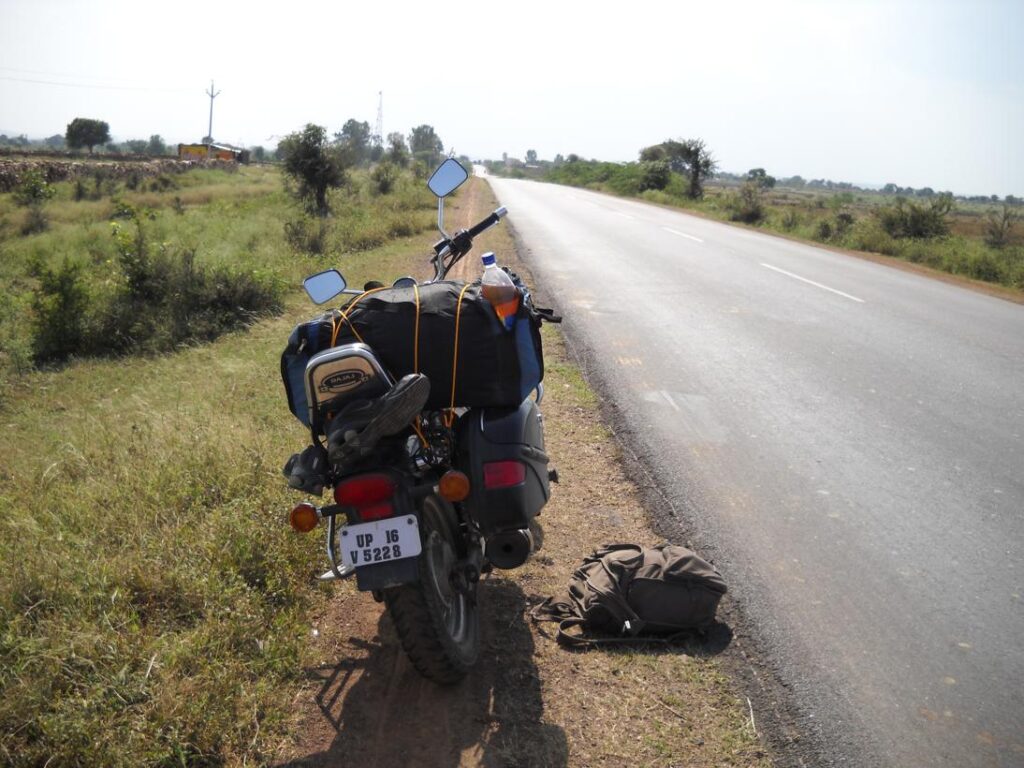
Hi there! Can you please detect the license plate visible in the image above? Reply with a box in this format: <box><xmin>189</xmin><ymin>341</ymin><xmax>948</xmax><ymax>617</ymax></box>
<box><xmin>340</xmin><ymin>515</ymin><xmax>422</xmax><ymax>568</ymax></box>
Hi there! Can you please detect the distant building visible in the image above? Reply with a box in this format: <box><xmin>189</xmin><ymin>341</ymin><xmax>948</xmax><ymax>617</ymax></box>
<box><xmin>177</xmin><ymin>143</ymin><xmax>243</xmax><ymax>161</ymax></box>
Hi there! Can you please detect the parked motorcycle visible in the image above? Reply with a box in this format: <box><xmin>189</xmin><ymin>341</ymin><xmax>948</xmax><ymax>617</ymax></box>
<box><xmin>280</xmin><ymin>159</ymin><xmax>558</xmax><ymax>684</ymax></box>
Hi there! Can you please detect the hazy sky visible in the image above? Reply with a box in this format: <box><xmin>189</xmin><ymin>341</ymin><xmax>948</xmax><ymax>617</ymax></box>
<box><xmin>1</xmin><ymin>0</ymin><xmax>1021</xmax><ymax>196</ymax></box>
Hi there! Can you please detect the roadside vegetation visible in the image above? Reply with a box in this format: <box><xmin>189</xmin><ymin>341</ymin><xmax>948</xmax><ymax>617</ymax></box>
<box><xmin>0</xmin><ymin>140</ymin><xmax>440</xmax><ymax>764</ymax></box>
<box><xmin>489</xmin><ymin>147</ymin><xmax>1024</xmax><ymax>292</ymax></box>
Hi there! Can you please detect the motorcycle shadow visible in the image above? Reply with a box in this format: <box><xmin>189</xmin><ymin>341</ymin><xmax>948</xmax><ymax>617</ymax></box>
<box><xmin>282</xmin><ymin>578</ymin><xmax>568</xmax><ymax>768</ymax></box>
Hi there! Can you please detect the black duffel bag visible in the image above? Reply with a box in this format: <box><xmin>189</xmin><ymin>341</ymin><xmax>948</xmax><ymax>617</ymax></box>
<box><xmin>331</xmin><ymin>281</ymin><xmax>544</xmax><ymax>411</ymax></box>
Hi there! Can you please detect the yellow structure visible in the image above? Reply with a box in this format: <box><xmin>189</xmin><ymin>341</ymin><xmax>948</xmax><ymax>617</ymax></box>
<box><xmin>177</xmin><ymin>143</ymin><xmax>242</xmax><ymax>161</ymax></box>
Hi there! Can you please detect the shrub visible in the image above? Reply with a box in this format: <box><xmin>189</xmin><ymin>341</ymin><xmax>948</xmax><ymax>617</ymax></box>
<box><xmin>284</xmin><ymin>216</ymin><xmax>327</xmax><ymax>255</ymax></box>
<box><xmin>371</xmin><ymin>162</ymin><xmax>399</xmax><ymax>194</ymax></box>
<box><xmin>877</xmin><ymin>194</ymin><xmax>953</xmax><ymax>238</ymax></box>
<box><xmin>13</xmin><ymin>169</ymin><xmax>56</xmax><ymax>207</ymax></box>
<box><xmin>834</xmin><ymin>211</ymin><xmax>855</xmax><ymax>238</ymax></box>
<box><xmin>29</xmin><ymin>214</ymin><xmax>282</xmax><ymax>363</ymax></box>
<box><xmin>29</xmin><ymin>257</ymin><xmax>91</xmax><ymax>361</ymax></box>
<box><xmin>815</xmin><ymin>219</ymin><xmax>833</xmax><ymax>241</ymax></box>
<box><xmin>727</xmin><ymin>183</ymin><xmax>765</xmax><ymax>223</ymax></box>
<box><xmin>638</xmin><ymin>161</ymin><xmax>671</xmax><ymax>192</ymax></box>
<box><xmin>985</xmin><ymin>204</ymin><xmax>1016</xmax><ymax>248</ymax></box>
<box><xmin>781</xmin><ymin>207</ymin><xmax>800</xmax><ymax>231</ymax></box>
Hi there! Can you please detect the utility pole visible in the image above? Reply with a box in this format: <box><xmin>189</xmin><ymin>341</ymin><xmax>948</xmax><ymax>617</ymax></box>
<box><xmin>205</xmin><ymin>80</ymin><xmax>221</xmax><ymax>150</ymax></box>
<box><xmin>374</xmin><ymin>91</ymin><xmax>384</xmax><ymax>150</ymax></box>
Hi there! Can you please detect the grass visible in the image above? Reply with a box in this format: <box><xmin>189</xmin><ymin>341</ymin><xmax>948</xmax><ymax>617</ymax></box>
<box><xmin>0</xmin><ymin>162</ymin><xmax>446</xmax><ymax>765</ymax></box>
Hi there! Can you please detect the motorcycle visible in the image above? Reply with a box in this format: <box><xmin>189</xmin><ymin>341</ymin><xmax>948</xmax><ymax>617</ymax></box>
<box><xmin>280</xmin><ymin>159</ymin><xmax>558</xmax><ymax>684</ymax></box>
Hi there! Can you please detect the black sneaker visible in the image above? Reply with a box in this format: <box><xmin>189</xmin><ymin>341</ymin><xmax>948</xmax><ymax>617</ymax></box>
<box><xmin>327</xmin><ymin>373</ymin><xmax>430</xmax><ymax>464</ymax></box>
<box><xmin>283</xmin><ymin>443</ymin><xmax>329</xmax><ymax>496</ymax></box>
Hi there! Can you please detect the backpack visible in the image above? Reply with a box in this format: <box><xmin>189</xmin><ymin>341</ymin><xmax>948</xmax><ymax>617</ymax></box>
<box><xmin>532</xmin><ymin>543</ymin><xmax>727</xmax><ymax>646</ymax></box>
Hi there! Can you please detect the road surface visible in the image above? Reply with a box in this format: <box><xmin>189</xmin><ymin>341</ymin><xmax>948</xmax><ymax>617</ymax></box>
<box><xmin>484</xmin><ymin>173</ymin><xmax>1024</xmax><ymax>768</ymax></box>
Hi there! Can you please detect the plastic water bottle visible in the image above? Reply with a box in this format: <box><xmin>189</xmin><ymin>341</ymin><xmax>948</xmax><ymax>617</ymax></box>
<box><xmin>480</xmin><ymin>252</ymin><xmax>519</xmax><ymax>330</ymax></box>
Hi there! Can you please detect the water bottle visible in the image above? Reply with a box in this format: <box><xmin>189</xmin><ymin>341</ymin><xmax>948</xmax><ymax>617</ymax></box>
<box><xmin>480</xmin><ymin>252</ymin><xmax>519</xmax><ymax>330</ymax></box>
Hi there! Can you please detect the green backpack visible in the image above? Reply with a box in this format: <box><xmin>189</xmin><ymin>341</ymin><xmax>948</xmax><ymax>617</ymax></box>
<box><xmin>533</xmin><ymin>543</ymin><xmax>727</xmax><ymax>646</ymax></box>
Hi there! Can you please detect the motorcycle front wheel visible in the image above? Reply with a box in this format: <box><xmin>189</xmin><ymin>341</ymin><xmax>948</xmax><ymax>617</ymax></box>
<box><xmin>384</xmin><ymin>494</ymin><xmax>480</xmax><ymax>684</ymax></box>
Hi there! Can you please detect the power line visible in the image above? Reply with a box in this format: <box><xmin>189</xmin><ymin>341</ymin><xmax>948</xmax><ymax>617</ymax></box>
<box><xmin>0</xmin><ymin>74</ymin><xmax>189</xmax><ymax>93</ymax></box>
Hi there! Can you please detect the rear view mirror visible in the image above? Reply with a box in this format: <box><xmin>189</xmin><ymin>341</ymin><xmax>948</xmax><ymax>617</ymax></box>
<box><xmin>303</xmin><ymin>269</ymin><xmax>347</xmax><ymax>304</ymax></box>
<box><xmin>427</xmin><ymin>159</ymin><xmax>469</xmax><ymax>198</ymax></box>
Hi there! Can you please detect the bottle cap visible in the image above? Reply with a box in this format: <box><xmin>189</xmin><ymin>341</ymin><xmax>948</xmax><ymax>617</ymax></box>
<box><xmin>481</xmin><ymin>252</ymin><xmax>496</xmax><ymax>266</ymax></box>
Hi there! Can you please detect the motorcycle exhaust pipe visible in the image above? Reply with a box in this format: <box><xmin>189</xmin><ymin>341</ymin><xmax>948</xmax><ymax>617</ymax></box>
<box><xmin>486</xmin><ymin>528</ymin><xmax>534</xmax><ymax>570</ymax></box>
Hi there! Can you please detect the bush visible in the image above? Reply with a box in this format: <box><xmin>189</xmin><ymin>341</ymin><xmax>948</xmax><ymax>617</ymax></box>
<box><xmin>781</xmin><ymin>208</ymin><xmax>800</xmax><ymax>231</ymax></box>
<box><xmin>29</xmin><ymin>257</ymin><xmax>91</xmax><ymax>361</ymax></box>
<box><xmin>371</xmin><ymin>162</ymin><xmax>399</xmax><ymax>194</ymax></box>
<box><xmin>13</xmin><ymin>169</ymin><xmax>56</xmax><ymax>207</ymax></box>
<box><xmin>815</xmin><ymin>219</ymin><xmax>833</xmax><ymax>241</ymax></box>
<box><xmin>638</xmin><ymin>161</ymin><xmax>671</xmax><ymax>192</ymax></box>
<box><xmin>727</xmin><ymin>183</ymin><xmax>765</xmax><ymax>223</ymax></box>
<box><xmin>284</xmin><ymin>216</ymin><xmax>327</xmax><ymax>255</ymax></box>
<box><xmin>985</xmin><ymin>205</ymin><xmax>1017</xmax><ymax>248</ymax></box>
<box><xmin>29</xmin><ymin>214</ymin><xmax>282</xmax><ymax>363</ymax></box>
<box><xmin>877</xmin><ymin>194</ymin><xmax>953</xmax><ymax>238</ymax></box>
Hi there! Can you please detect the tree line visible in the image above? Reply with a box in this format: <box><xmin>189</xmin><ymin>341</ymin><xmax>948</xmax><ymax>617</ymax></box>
<box><xmin>277</xmin><ymin>120</ymin><xmax>447</xmax><ymax>216</ymax></box>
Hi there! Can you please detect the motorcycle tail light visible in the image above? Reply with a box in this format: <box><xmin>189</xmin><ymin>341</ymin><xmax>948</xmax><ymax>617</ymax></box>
<box><xmin>483</xmin><ymin>461</ymin><xmax>526</xmax><ymax>489</ymax></box>
<box><xmin>439</xmin><ymin>470</ymin><xmax>471</xmax><ymax>502</ymax></box>
<box><xmin>334</xmin><ymin>474</ymin><xmax>397</xmax><ymax>520</ymax></box>
<box><xmin>359</xmin><ymin>502</ymin><xmax>395</xmax><ymax>521</ymax></box>
<box><xmin>289</xmin><ymin>502</ymin><xmax>320</xmax><ymax>533</ymax></box>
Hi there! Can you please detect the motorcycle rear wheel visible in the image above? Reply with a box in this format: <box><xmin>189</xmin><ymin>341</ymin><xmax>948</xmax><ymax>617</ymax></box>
<box><xmin>384</xmin><ymin>494</ymin><xmax>480</xmax><ymax>684</ymax></box>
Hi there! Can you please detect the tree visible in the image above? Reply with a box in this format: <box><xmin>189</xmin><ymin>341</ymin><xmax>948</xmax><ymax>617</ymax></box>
<box><xmin>526</xmin><ymin>149</ymin><xmax>538</xmax><ymax>164</ymax></box>
<box><xmin>645</xmin><ymin>138</ymin><xmax>717</xmax><ymax>199</ymax></box>
<box><xmin>335</xmin><ymin>119</ymin><xmax>372</xmax><ymax>165</ymax></box>
<box><xmin>65</xmin><ymin>118</ymin><xmax>110</xmax><ymax>154</ymax></box>
<box><xmin>408</xmin><ymin>124</ymin><xmax>444</xmax><ymax>167</ymax></box>
<box><xmin>278</xmin><ymin>124</ymin><xmax>349</xmax><ymax>216</ymax></box>
<box><xmin>984</xmin><ymin>204</ymin><xmax>1017</xmax><ymax>248</ymax></box>
<box><xmin>250</xmin><ymin>145</ymin><xmax>266</xmax><ymax>162</ymax></box>
<box><xmin>147</xmin><ymin>134</ymin><xmax>167</xmax><ymax>155</ymax></box>
<box><xmin>746</xmin><ymin>168</ymin><xmax>776</xmax><ymax>189</ymax></box>
<box><xmin>44</xmin><ymin>134</ymin><xmax>65</xmax><ymax>149</ymax></box>
<box><xmin>386</xmin><ymin>132</ymin><xmax>409</xmax><ymax>166</ymax></box>
<box><xmin>124</xmin><ymin>139</ymin><xmax>148</xmax><ymax>154</ymax></box>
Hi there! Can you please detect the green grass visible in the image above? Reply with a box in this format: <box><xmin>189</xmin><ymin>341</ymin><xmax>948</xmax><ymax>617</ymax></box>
<box><xmin>0</xmin><ymin>163</ymin><xmax>451</xmax><ymax>765</ymax></box>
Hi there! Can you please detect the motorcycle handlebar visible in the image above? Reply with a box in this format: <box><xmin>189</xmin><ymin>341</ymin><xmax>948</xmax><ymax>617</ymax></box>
<box><xmin>466</xmin><ymin>206</ymin><xmax>507</xmax><ymax>239</ymax></box>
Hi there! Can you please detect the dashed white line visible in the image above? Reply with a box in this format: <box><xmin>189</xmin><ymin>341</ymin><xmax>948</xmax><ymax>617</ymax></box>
<box><xmin>663</xmin><ymin>227</ymin><xmax>704</xmax><ymax>243</ymax></box>
<box><xmin>615</xmin><ymin>211</ymin><xmax>635</xmax><ymax>220</ymax></box>
<box><xmin>760</xmin><ymin>263</ymin><xmax>865</xmax><ymax>303</ymax></box>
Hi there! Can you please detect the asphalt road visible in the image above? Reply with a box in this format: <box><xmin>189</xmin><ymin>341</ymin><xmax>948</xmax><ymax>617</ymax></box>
<box><xmin>483</xmin><ymin>173</ymin><xmax>1024</xmax><ymax>768</ymax></box>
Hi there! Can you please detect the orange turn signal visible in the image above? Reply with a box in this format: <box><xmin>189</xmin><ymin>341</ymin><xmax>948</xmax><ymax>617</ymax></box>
<box><xmin>289</xmin><ymin>502</ymin><xmax>320</xmax><ymax>533</ymax></box>
<box><xmin>438</xmin><ymin>470</ymin><xmax>471</xmax><ymax>502</ymax></box>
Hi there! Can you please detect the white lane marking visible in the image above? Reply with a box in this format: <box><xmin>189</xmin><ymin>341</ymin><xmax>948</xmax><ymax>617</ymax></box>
<box><xmin>760</xmin><ymin>263</ymin><xmax>865</xmax><ymax>303</ymax></box>
<box><xmin>615</xmin><ymin>211</ymin><xmax>635</xmax><ymax>220</ymax></box>
<box><xmin>663</xmin><ymin>227</ymin><xmax>704</xmax><ymax>243</ymax></box>
<box><xmin>660</xmin><ymin>390</ymin><xmax>681</xmax><ymax>412</ymax></box>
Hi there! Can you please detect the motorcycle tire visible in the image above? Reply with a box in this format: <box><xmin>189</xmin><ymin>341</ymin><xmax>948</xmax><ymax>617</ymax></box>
<box><xmin>384</xmin><ymin>494</ymin><xmax>480</xmax><ymax>684</ymax></box>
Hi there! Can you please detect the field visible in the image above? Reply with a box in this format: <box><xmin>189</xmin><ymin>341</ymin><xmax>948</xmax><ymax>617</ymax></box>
<box><xmin>0</xmin><ymin>164</ymin><xmax>771</xmax><ymax>766</ymax></box>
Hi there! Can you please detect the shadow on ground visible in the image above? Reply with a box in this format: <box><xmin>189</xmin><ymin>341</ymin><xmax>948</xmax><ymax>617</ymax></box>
<box><xmin>279</xmin><ymin>579</ymin><xmax>568</xmax><ymax>768</ymax></box>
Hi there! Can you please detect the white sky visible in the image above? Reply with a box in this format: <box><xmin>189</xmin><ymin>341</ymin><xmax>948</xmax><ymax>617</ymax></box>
<box><xmin>1</xmin><ymin>0</ymin><xmax>1021</xmax><ymax>196</ymax></box>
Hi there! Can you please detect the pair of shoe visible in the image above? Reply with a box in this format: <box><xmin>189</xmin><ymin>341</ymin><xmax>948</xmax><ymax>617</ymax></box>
<box><xmin>326</xmin><ymin>373</ymin><xmax>430</xmax><ymax>465</ymax></box>
<box><xmin>283</xmin><ymin>444</ymin><xmax>329</xmax><ymax>496</ymax></box>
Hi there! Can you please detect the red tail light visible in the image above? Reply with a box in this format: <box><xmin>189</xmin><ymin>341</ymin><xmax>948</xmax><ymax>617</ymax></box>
<box><xmin>483</xmin><ymin>460</ymin><xmax>526</xmax><ymax>489</ymax></box>
<box><xmin>334</xmin><ymin>474</ymin><xmax>397</xmax><ymax>520</ymax></box>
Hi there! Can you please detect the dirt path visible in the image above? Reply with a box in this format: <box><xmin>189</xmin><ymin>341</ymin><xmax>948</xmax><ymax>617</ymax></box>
<box><xmin>273</xmin><ymin>177</ymin><xmax>770</xmax><ymax>768</ymax></box>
